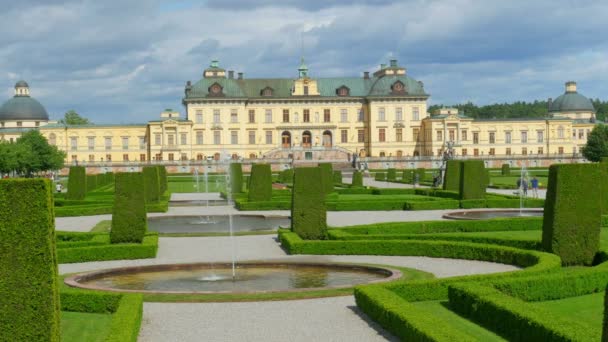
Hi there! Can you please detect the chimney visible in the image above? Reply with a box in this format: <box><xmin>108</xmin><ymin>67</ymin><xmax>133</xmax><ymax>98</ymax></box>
<box><xmin>390</xmin><ymin>59</ymin><xmax>397</xmax><ymax>67</ymax></box>
<box><xmin>380</xmin><ymin>63</ymin><xmax>386</xmax><ymax>69</ymax></box>
<box><xmin>565</xmin><ymin>81</ymin><xmax>577</xmax><ymax>93</ymax></box>
<box><xmin>228</xmin><ymin>70</ymin><xmax>234</xmax><ymax>79</ymax></box>
<box><xmin>363</xmin><ymin>71</ymin><xmax>370</xmax><ymax>79</ymax></box>
<box><xmin>237</xmin><ymin>72</ymin><xmax>243</xmax><ymax>80</ymax></box>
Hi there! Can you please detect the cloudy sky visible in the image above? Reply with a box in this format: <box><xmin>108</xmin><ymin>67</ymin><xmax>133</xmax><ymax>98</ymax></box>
<box><xmin>2</xmin><ymin>0</ymin><xmax>607</xmax><ymax>123</ymax></box>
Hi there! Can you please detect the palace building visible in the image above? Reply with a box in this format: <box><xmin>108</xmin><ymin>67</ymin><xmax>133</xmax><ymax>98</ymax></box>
<box><xmin>0</xmin><ymin>60</ymin><xmax>599</xmax><ymax>165</ymax></box>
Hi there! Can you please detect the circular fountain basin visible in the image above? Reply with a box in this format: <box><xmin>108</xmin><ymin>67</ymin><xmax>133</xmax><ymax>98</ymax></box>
<box><xmin>64</xmin><ymin>262</ymin><xmax>399</xmax><ymax>294</ymax></box>
<box><xmin>147</xmin><ymin>215</ymin><xmax>290</xmax><ymax>233</ymax></box>
<box><xmin>443</xmin><ymin>209</ymin><xmax>543</xmax><ymax>220</ymax></box>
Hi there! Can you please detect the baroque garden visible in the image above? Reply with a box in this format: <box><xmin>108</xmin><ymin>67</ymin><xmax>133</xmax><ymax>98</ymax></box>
<box><xmin>2</xmin><ymin>59</ymin><xmax>608</xmax><ymax>341</ymax></box>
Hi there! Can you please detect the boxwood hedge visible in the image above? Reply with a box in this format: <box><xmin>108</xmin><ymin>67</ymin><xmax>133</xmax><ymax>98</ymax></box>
<box><xmin>386</xmin><ymin>168</ymin><xmax>396</xmax><ymax>181</ymax></box>
<box><xmin>292</xmin><ymin>167</ymin><xmax>327</xmax><ymax>239</ymax></box>
<box><xmin>248</xmin><ymin>164</ymin><xmax>272</xmax><ymax>201</ymax></box>
<box><xmin>230</xmin><ymin>163</ymin><xmax>244</xmax><ymax>194</ymax></box>
<box><xmin>142</xmin><ymin>166</ymin><xmax>161</xmax><ymax>203</ymax></box>
<box><xmin>157</xmin><ymin>166</ymin><xmax>168</xmax><ymax>194</ymax></box>
<box><xmin>333</xmin><ymin>170</ymin><xmax>343</xmax><ymax>184</ymax></box>
<box><xmin>542</xmin><ymin>164</ymin><xmax>601</xmax><ymax>265</ymax></box>
<box><xmin>501</xmin><ymin>163</ymin><xmax>511</xmax><ymax>176</ymax></box>
<box><xmin>0</xmin><ymin>179</ymin><xmax>60</xmax><ymax>341</ymax></box>
<box><xmin>66</xmin><ymin>166</ymin><xmax>86</xmax><ymax>200</ymax></box>
<box><xmin>459</xmin><ymin>160</ymin><xmax>486</xmax><ymax>200</ymax></box>
<box><xmin>111</xmin><ymin>172</ymin><xmax>147</xmax><ymax>244</ymax></box>
<box><xmin>318</xmin><ymin>163</ymin><xmax>334</xmax><ymax>194</ymax></box>
<box><xmin>351</xmin><ymin>170</ymin><xmax>363</xmax><ymax>187</ymax></box>
<box><xmin>443</xmin><ymin>160</ymin><xmax>461</xmax><ymax>192</ymax></box>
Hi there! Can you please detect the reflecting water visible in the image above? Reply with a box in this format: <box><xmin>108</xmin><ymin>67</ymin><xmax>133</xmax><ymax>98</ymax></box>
<box><xmin>147</xmin><ymin>215</ymin><xmax>291</xmax><ymax>233</ymax></box>
<box><xmin>80</xmin><ymin>264</ymin><xmax>389</xmax><ymax>292</ymax></box>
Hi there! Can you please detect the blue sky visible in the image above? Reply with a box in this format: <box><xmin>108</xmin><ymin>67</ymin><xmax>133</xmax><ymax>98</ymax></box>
<box><xmin>1</xmin><ymin>0</ymin><xmax>607</xmax><ymax>123</ymax></box>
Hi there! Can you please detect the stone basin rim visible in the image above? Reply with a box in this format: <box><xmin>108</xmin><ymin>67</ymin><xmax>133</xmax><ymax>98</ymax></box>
<box><xmin>64</xmin><ymin>261</ymin><xmax>402</xmax><ymax>295</ymax></box>
<box><xmin>443</xmin><ymin>208</ymin><xmax>544</xmax><ymax>220</ymax></box>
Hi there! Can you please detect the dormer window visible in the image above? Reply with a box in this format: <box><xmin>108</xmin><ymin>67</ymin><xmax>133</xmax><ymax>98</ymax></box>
<box><xmin>208</xmin><ymin>83</ymin><xmax>224</xmax><ymax>96</ymax></box>
<box><xmin>336</xmin><ymin>86</ymin><xmax>350</xmax><ymax>97</ymax></box>
<box><xmin>261</xmin><ymin>87</ymin><xmax>273</xmax><ymax>97</ymax></box>
<box><xmin>391</xmin><ymin>81</ymin><xmax>406</xmax><ymax>94</ymax></box>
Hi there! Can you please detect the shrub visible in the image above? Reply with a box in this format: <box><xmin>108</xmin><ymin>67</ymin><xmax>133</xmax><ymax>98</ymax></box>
<box><xmin>415</xmin><ymin>168</ymin><xmax>426</xmax><ymax>182</ymax></box>
<box><xmin>157</xmin><ymin>166</ymin><xmax>168</xmax><ymax>194</ymax></box>
<box><xmin>351</xmin><ymin>170</ymin><xmax>363</xmax><ymax>187</ymax></box>
<box><xmin>142</xmin><ymin>166</ymin><xmax>160</xmax><ymax>203</ymax></box>
<box><xmin>86</xmin><ymin>174</ymin><xmax>97</xmax><ymax>192</ymax></box>
<box><xmin>318</xmin><ymin>163</ymin><xmax>334</xmax><ymax>194</ymax></box>
<box><xmin>279</xmin><ymin>169</ymin><xmax>294</xmax><ymax>184</ymax></box>
<box><xmin>0</xmin><ymin>179</ymin><xmax>60</xmax><ymax>341</ymax></box>
<box><xmin>443</xmin><ymin>160</ymin><xmax>461</xmax><ymax>192</ymax></box>
<box><xmin>333</xmin><ymin>170</ymin><xmax>343</xmax><ymax>184</ymax></box>
<box><xmin>604</xmin><ymin>284</ymin><xmax>608</xmax><ymax>342</ymax></box>
<box><xmin>374</xmin><ymin>172</ymin><xmax>386</xmax><ymax>181</ymax></box>
<box><xmin>542</xmin><ymin>163</ymin><xmax>601</xmax><ymax>265</ymax></box>
<box><xmin>386</xmin><ymin>168</ymin><xmax>397</xmax><ymax>181</ymax></box>
<box><xmin>501</xmin><ymin>163</ymin><xmax>511</xmax><ymax>176</ymax></box>
<box><xmin>66</xmin><ymin>166</ymin><xmax>86</xmax><ymax>200</ymax></box>
<box><xmin>248</xmin><ymin>164</ymin><xmax>272</xmax><ymax>201</ymax></box>
<box><xmin>110</xmin><ymin>172</ymin><xmax>147</xmax><ymax>244</ymax></box>
<box><xmin>459</xmin><ymin>160</ymin><xmax>486</xmax><ymax>200</ymax></box>
<box><xmin>230</xmin><ymin>163</ymin><xmax>244</xmax><ymax>194</ymax></box>
<box><xmin>292</xmin><ymin>167</ymin><xmax>327</xmax><ymax>239</ymax></box>
<box><xmin>58</xmin><ymin>234</ymin><xmax>158</xmax><ymax>263</ymax></box>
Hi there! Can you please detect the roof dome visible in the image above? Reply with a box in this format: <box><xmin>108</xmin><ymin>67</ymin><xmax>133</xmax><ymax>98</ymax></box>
<box><xmin>0</xmin><ymin>81</ymin><xmax>49</xmax><ymax>121</ymax></box>
<box><xmin>549</xmin><ymin>81</ymin><xmax>595</xmax><ymax>113</ymax></box>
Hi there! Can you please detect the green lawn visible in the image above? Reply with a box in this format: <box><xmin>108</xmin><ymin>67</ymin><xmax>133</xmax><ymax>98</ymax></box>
<box><xmin>411</xmin><ymin>301</ymin><xmax>506</xmax><ymax>341</ymax></box>
<box><xmin>336</xmin><ymin>194</ymin><xmax>438</xmax><ymax>202</ymax></box>
<box><xmin>61</xmin><ymin>311</ymin><xmax>113</xmax><ymax>342</ymax></box>
<box><xmin>168</xmin><ymin>176</ymin><xmax>227</xmax><ymax>193</ymax></box>
<box><xmin>489</xmin><ymin>175</ymin><xmax>549</xmax><ymax>188</ymax></box>
<box><xmin>530</xmin><ymin>292</ymin><xmax>603</xmax><ymax>331</ymax></box>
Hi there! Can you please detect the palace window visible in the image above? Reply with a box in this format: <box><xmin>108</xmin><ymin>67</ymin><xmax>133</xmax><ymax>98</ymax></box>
<box><xmin>358</xmin><ymin>129</ymin><xmax>365</xmax><ymax>143</ymax></box>
<box><xmin>379</xmin><ymin>151</ymin><xmax>386</xmax><ymax>157</ymax></box>
<box><xmin>505</xmin><ymin>131</ymin><xmax>511</xmax><ymax>144</ymax></box>
<box><xmin>123</xmin><ymin>154</ymin><xmax>129</xmax><ymax>161</ymax></box>
<box><xmin>413</xmin><ymin>128</ymin><xmax>419</xmax><ymax>141</ymax></box>
<box><xmin>107</xmin><ymin>154</ymin><xmax>112</xmax><ymax>162</ymax></box>
<box><xmin>395</xmin><ymin>108</ymin><xmax>403</xmax><ymax>121</ymax></box>
<box><xmin>412</xmin><ymin>107</ymin><xmax>420</xmax><ymax>121</ymax></box>
<box><xmin>436</xmin><ymin>130</ymin><xmax>443</xmax><ymax>142</ymax></box>
<box><xmin>558</xmin><ymin>146</ymin><xmax>564</xmax><ymax>154</ymax></box>
<box><xmin>506</xmin><ymin>148</ymin><xmax>511</xmax><ymax>155</ymax></box>
<box><xmin>230</xmin><ymin>110</ymin><xmax>238</xmax><ymax>123</ymax></box>
<box><xmin>579</xmin><ymin>129</ymin><xmax>584</xmax><ymax>139</ymax></box>
<box><xmin>340</xmin><ymin>109</ymin><xmax>348</xmax><ymax>123</ymax></box>
<box><xmin>396</xmin><ymin>128</ymin><xmax>403</xmax><ymax>142</ymax></box>
<box><xmin>139</xmin><ymin>136</ymin><xmax>146</xmax><ymax>149</ymax></box>
<box><xmin>449</xmin><ymin>130</ymin><xmax>455</xmax><ymax>142</ymax></box>
<box><xmin>213</xmin><ymin>131</ymin><xmax>221</xmax><ymax>145</ymax></box>
<box><xmin>167</xmin><ymin>134</ymin><xmax>175</xmax><ymax>146</ymax></box>
<box><xmin>70</xmin><ymin>137</ymin><xmax>78</xmax><ymax>151</ymax></box>
<box><xmin>557</xmin><ymin>126</ymin><xmax>565</xmax><ymax>139</ymax></box>
<box><xmin>231</xmin><ymin>131</ymin><xmax>238</xmax><ymax>144</ymax></box>
<box><xmin>181</xmin><ymin>153</ymin><xmax>188</xmax><ymax>161</ymax></box>
<box><xmin>379</xmin><ymin>128</ymin><xmax>386</xmax><ymax>142</ymax></box>
<box><xmin>213</xmin><ymin>109</ymin><xmax>220</xmax><ymax>123</ymax></box>
<box><xmin>323</xmin><ymin>109</ymin><xmax>331</xmax><ymax>123</ymax></box>
<box><xmin>303</xmin><ymin>109</ymin><xmax>310</xmax><ymax>123</ymax></box>
<box><xmin>461</xmin><ymin>130</ymin><xmax>467</xmax><ymax>141</ymax></box>
<box><xmin>522</xmin><ymin>147</ymin><xmax>527</xmax><ymax>155</ymax></box>
<box><xmin>265</xmin><ymin>109</ymin><xmax>272</xmax><ymax>123</ymax></box>
<box><xmin>89</xmin><ymin>154</ymin><xmax>94</xmax><ymax>162</ymax></box>
<box><xmin>357</xmin><ymin>109</ymin><xmax>364</xmax><ymax>122</ymax></box>
<box><xmin>473</xmin><ymin>132</ymin><xmax>479</xmax><ymax>144</ymax></box>
<box><xmin>489</xmin><ymin>132</ymin><xmax>495</xmax><ymax>144</ymax></box>
<box><xmin>378</xmin><ymin>108</ymin><xmax>386</xmax><ymax>121</ymax></box>
<box><xmin>248</xmin><ymin>131</ymin><xmax>256</xmax><ymax>144</ymax></box>
<box><xmin>168</xmin><ymin>153</ymin><xmax>174</xmax><ymax>161</ymax></box>
<box><xmin>88</xmin><ymin>137</ymin><xmax>95</xmax><ymax>151</ymax></box>
<box><xmin>195</xmin><ymin>110</ymin><xmax>203</xmax><ymax>123</ymax></box>
<box><xmin>140</xmin><ymin>154</ymin><xmax>146</xmax><ymax>161</ymax></box>
<box><xmin>283</xmin><ymin>109</ymin><xmax>290</xmax><ymax>123</ymax></box>
<box><xmin>538</xmin><ymin>147</ymin><xmax>543</xmax><ymax>154</ymax></box>
<box><xmin>474</xmin><ymin>149</ymin><xmax>479</xmax><ymax>156</ymax></box>
<box><xmin>196</xmin><ymin>131</ymin><xmax>203</xmax><ymax>145</ymax></box>
<box><xmin>122</xmin><ymin>137</ymin><xmax>129</xmax><ymax>150</ymax></box>
<box><xmin>337</xmin><ymin>86</ymin><xmax>349</xmax><ymax>96</ymax></box>
<box><xmin>303</xmin><ymin>86</ymin><xmax>309</xmax><ymax>95</ymax></box>
<box><xmin>521</xmin><ymin>131</ymin><xmax>528</xmax><ymax>143</ymax></box>
<box><xmin>106</xmin><ymin>137</ymin><xmax>114</xmax><ymax>149</ymax></box>
<box><xmin>341</xmin><ymin>129</ymin><xmax>348</xmax><ymax>143</ymax></box>
<box><xmin>265</xmin><ymin>131</ymin><xmax>272</xmax><ymax>144</ymax></box>
<box><xmin>489</xmin><ymin>148</ymin><xmax>495</xmax><ymax>156</ymax></box>
<box><xmin>17</xmin><ymin>121</ymin><xmax>22</xmax><ymax>127</ymax></box>
<box><xmin>180</xmin><ymin>133</ymin><xmax>187</xmax><ymax>145</ymax></box>
<box><xmin>262</xmin><ymin>87</ymin><xmax>273</xmax><ymax>96</ymax></box>
<box><xmin>461</xmin><ymin>149</ymin><xmax>467</xmax><ymax>156</ymax></box>
<box><xmin>537</xmin><ymin>131</ymin><xmax>544</xmax><ymax>143</ymax></box>
<box><xmin>248</xmin><ymin>110</ymin><xmax>255</xmax><ymax>123</ymax></box>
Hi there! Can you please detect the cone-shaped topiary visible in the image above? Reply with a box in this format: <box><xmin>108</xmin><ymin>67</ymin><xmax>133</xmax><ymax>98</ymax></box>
<box><xmin>142</xmin><ymin>166</ymin><xmax>160</xmax><ymax>203</ymax></box>
<box><xmin>230</xmin><ymin>163</ymin><xmax>244</xmax><ymax>194</ymax></box>
<box><xmin>292</xmin><ymin>167</ymin><xmax>327</xmax><ymax>239</ymax></box>
<box><xmin>66</xmin><ymin>166</ymin><xmax>86</xmax><ymax>200</ymax></box>
<box><xmin>0</xmin><ymin>179</ymin><xmax>60</xmax><ymax>341</ymax></box>
<box><xmin>111</xmin><ymin>172</ymin><xmax>147</xmax><ymax>243</ymax></box>
<box><xmin>352</xmin><ymin>170</ymin><xmax>363</xmax><ymax>187</ymax></box>
<box><xmin>248</xmin><ymin>164</ymin><xmax>272</xmax><ymax>201</ymax></box>
<box><xmin>542</xmin><ymin>163</ymin><xmax>601</xmax><ymax>265</ymax></box>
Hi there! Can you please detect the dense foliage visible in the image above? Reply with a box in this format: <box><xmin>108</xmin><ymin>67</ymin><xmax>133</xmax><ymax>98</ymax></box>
<box><xmin>501</xmin><ymin>163</ymin><xmax>511</xmax><ymax>176</ymax></box>
<box><xmin>248</xmin><ymin>164</ymin><xmax>272</xmax><ymax>201</ymax></box>
<box><xmin>582</xmin><ymin>124</ymin><xmax>608</xmax><ymax>162</ymax></box>
<box><xmin>142</xmin><ymin>166</ymin><xmax>160</xmax><ymax>203</ymax></box>
<box><xmin>111</xmin><ymin>172</ymin><xmax>147</xmax><ymax>243</ymax></box>
<box><xmin>0</xmin><ymin>130</ymin><xmax>65</xmax><ymax>176</ymax></box>
<box><xmin>459</xmin><ymin>160</ymin><xmax>486</xmax><ymax>200</ymax></box>
<box><xmin>351</xmin><ymin>170</ymin><xmax>363</xmax><ymax>187</ymax></box>
<box><xmin>542</xmin><ymin>164</ymin><xmax>601</xmax><ymax>265</ymax></box>
<box><xmin>443</xmin><ymin>160</ymin><xmax>461</xmax><ymax>192</ymax></box>
<box><xmin>291</xmin><ymin>167</ymin><xmax>327</xmax><ymax>239</ymax></box>
<box><xmin>0</xmin><ymin>179</ymin><xmax>59</xmax><ymax>341</ymax></box>
<box><xmin>318</xmin><ymin>163</ymin><xmax>334</xmax><ymax>194</ymax></box>
<box><xmin>58</xmin><ymin>110</ymin><xmax>91</xmax><ymax>125</ymax></box>
<box><xmin>230</xmin><ymin>163</ymin><xmax>243</xmax><ymax>194</ymax></box>
<box><xmin>66</xmin><ymin>166</ymin><xmax>86</xmax><ymax>200</ymax></box>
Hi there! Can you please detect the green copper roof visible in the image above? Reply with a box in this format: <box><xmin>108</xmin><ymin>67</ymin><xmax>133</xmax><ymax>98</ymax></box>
<box><xmin>549</xmin><ymin>91</ymin><xmax>595</xmax><ymax>113</ymax></box>
<box><xmin>185</xmin><ymin>74</ymin><xmax>428</xmax><ymax>100</ymax></box>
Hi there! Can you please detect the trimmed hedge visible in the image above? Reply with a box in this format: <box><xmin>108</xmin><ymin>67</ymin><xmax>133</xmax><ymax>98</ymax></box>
<box><xmin>333</xmin><ymin>170</ymin><xmax>343</xmax><ymax>184</ymax></box>
<box><xmin>86</xmin><ymin>174</ymin><xmax>97</xmax><ymax>192</ymax></box>
<box><xmin>142</xmin><ymin>166</ymin><xmax>161</xmax><ymax>203</ymax></box>
<box><xmin>443</xmin><ymin>160</ymin><xmax>461</xmax><ymax>192</ymax></box>
<box><xmin>66</xmin><ymin>166</ymin><xmax>86</xmax><ymax>200</ymax></box>
<box><xmin>459</xmin><ymin>160</ymin><xmax>486</xmax><ymax>200</ymax></box>
<box><xmin>374</xmin><ymin>172</ymin><xmax>386</xmax><ymax>181</ymax></box>
<box><xmin>415</xmin><ymin>168</ymin><xmax>426</xmax><ymax>183</ymax></box>
<box><xmin>278</xmin><ymin>169</ymin><xmax>294</xmax><ymax>184</ymax></box>
<box><xmin>248</xmin><ymin>164</ymin><xmax>272</xmax><ymax>201</ymax></box>
<box><xmin>292</xmin><ymin>167</ymin><xmax>327</xmax><ymax>239</ymax></box>
<box><xmin>157</xmin><ymin>166</ymin><xmax>168</xmax><ymax>194</ymax></box>
<box><xmin>386</xmin><ymin>168</ymin><xmax>396</xmax><ymax>181</ymax></box>
<box><xmin>501</xmin><ymin>163</ymin><xmax>511</xmax><ymax>176</ymax></box>
<box><xmin>58</xmin><ymin>233</ymin><xmax>158</xmax><ymax>263</ymax></box>
<box><xmin>351</xmin><ymin>170</ymin><xmax>363</xmax><ymax>187</ymax></box>
<box><xmin>110</xmin><ymin>172</ymin><xmax>147</xmax><ymax>244</ymax></box>
<box><xmin>604</xmin><ymin>284</ymin><xmax>608</xmax><ymax>342</ymax></box>
<box><xmin>318</xmin><ymin>163</ymin><xmax>334</xmax><ymax>194</ymax></box>
<box><xmin>230</xmin><ymin>163</ymin><xmax>244</xmax><ymax>194</ymax></box>
<box><xmin>0</xmin><ymin>179</ymin><xmax>60</xmax><ymax>341</ymax></box>
<box><xmin>542</xmin><ymin>163</ymin><xmax>601</xmax><ymax>265</ymax></box>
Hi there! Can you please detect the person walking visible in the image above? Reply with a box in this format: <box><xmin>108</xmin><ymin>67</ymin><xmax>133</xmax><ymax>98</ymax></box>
<box><xmin>530</xmin><ymin>176</ymin><xmax>539</xmax><ymax>199</ymax></box>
